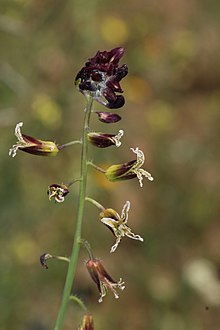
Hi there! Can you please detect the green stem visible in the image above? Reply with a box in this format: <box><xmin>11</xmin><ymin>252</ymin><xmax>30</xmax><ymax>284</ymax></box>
<box><xmin>87</xmin><ymin>161</ymin><xmax>106</xmax><ymax>173</ymax></box>
<box><xmin>54</xmin><ymin>96</ymin><xmax>93</xmax><ymax>330</ymax></box>
<box><xmin>58</xmin><ymin>140</ymin><xmax>82</xmax><ymax>149</ymax></box>
<box><xmin>85</xmin><ymin>197</ymin><xmax>105</xmax><ymax>212</ymax></box>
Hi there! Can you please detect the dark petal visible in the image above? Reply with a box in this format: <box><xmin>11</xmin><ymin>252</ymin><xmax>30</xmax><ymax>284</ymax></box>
<box><xmin>40</xmin><ymin>253</ymin><xmax>49</xmax><ymax>269</ymax></box>
<box><xmin>96</xmin><ymin>261</ymin><xmax>117</xmax><ymax>284</ymax></box>
<box><xmin>106</xmin><ymin>79</ymin><xmax>123</xmax><ymax>93</ymax></box>
<box><xmin>115</xmin><ymin>64</ymin><xmax>128</xmax><ymax>82</ymax></box>
<box><xmin>108</xmin><ymin>47</ymin><xmax>125</xmax><ymax>64</ymax></box>
<box><xmin>88</xmin><ymin>132</ymin><xmax>116</xmax><ymax>148</ymax></box>
<box><xmin>91</xmin><ymin>71</ymin><xmax>103</xmax><ymax>82</ymax></box>
<box><xmin>105</xmin><ymin>160</ymin><xmax>137</xmax><ymax>181</ymax></box>
<box><xmin>102</xmin><ymin>88</ymin><xmax>117</xmax><ymax>103</ymax></box>
<box><xmin>20</xmin><ymin>147</ymin><xmax>51</xmax><ymax>156</ymax></box>
<box><xmin>22</xmin><ymin>134</ymin><xmax>42</xmax><ymax>146</ymax></box>
<box><xmin>79</xmin><ymin>81</ymin><xmax>97</xmax><ymax>92</ymax></box>
<box><xmin>86</xmin><ymin>260</ymin><xmax>102</xmax><ymax>293</ymax></box>
<box><xmin>107</xmin><ymin>95</ymin><xmax>125</xmax><ymax>109</ymax></box>
<box><xmin>95</xmin><ymin>112</ymin><xmax>121</xmax><ymax>123</ymax></box>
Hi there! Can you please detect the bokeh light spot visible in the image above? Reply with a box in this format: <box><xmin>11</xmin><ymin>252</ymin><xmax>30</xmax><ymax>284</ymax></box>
<box><xmin>100</xmin><ymin>16</ymin><xmax>129</xmax><ymax>44</ymax></box>
<box><xmin>32</xmin><ymin>94</ymin><xmax>62</xmax><ymax>128</ymax></box>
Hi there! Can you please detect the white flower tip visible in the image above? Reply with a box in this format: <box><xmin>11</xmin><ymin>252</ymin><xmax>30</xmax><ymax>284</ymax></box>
<box><xmin>110</xmin><ymin>246</ymin><xmax>116</xmax><ymax>253</ymax></box>
<box><xmin>148</xmin><ymin>176</ymin><xmax>154</xmax><ymax>181</ymax></box>
<box><xmin>118</xmin><ymin>129</ymin><xmax>124</xmax><ymax>136</ymax></box>
<box><xmin>98</xmin><ymin>297</ymin><xmax>103</xmax><ymax>303</ymax></box>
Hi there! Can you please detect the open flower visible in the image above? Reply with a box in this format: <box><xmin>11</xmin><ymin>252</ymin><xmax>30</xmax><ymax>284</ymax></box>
<box><xmin>86</xmin><ymin>258</ymin><xmax>125</xmax><ymax>303</ymax></box>
<box><xmin>88</xmin><ymin>129</ymin><xmax>124</xmax><ymax>148</ymax></box>
<box><xmin>48</xmin><ymin>183</ymin><xmax>69</xmax><ymax>203</ymax></box>
<box><xmin>75</xmin><ymin>47</ymin><xmax>128</xmax><ymax>109</ymax></box>
<box><xmin>9</xmin><ymin>122</ymin><xmax>59</xmax><ymax>157</ymax></box>
<box><xmin>78</xmin><ymin>314</ymin><xmax>94</xmax><ymax>330</ymax></box>
<box><xmin>100</xmin><ymin>201</ymin><xmax>143</xmax><ymax>253</ymax></box>
<box><xmin>105</xmin><ymin>147</ymin><xmax>154</xmax><ymax>187</ymax></box>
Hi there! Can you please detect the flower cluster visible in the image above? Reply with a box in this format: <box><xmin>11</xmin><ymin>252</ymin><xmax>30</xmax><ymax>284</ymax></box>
<box><xmin>75</xmin><ymin>47</ymin><xmax>128</xmax><ymax>109</ymax></box>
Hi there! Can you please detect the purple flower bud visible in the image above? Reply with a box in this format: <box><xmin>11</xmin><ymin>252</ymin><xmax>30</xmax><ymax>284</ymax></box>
<box><xmin>95</xmin><ymin>112</ymin><xmax>121</xmax><ymax>124</ymax></box>
<box><xmin>88</xmin><ymin>130</ymin><xmax>124</xmax><ymax>148</ymax></box>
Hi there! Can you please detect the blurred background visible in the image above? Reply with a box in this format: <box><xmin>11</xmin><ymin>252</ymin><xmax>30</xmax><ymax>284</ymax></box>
<box><xmin>1</xmin><ymin>0</ymin><xmax>220</xmax><ymax>329</ymax></box>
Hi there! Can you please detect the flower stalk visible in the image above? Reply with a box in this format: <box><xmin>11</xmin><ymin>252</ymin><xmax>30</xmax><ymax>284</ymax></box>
<box><xmin>54</xmin><ymin>96</ymin><xmax>93</xmax><ymax>330</ymax></box>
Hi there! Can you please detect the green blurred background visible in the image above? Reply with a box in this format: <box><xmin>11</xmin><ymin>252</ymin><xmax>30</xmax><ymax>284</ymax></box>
<box><xmin>1</xmin><ymin>0</ymin><xmax>220</xmax><ymax>329</ymax></box>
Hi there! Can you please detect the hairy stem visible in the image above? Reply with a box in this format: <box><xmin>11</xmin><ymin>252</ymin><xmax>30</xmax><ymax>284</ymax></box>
<box><xmin>54</xmin><ymin>96</ymin><xmax>93</xmax><ymax>330</ymax></box>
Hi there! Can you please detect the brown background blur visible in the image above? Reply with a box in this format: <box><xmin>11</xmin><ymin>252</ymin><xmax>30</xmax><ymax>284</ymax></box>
<box><xmin>1</xmin><ymin>0</ymin><xmax>220</xmax><ymax>329</ymax></box>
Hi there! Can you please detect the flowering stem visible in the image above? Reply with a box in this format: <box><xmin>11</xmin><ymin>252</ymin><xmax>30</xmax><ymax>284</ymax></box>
<box><xmin>87</xmin><ymin>161</ymin><xmax>106</xmax><ymax>173</ymax></box>
<box><xmin>85</xmin><ymin>196</ymin><xmax>105</xmax><ymax>212</ymax></box>
<box><xmin>54</xmin><ymin>256</ymin><xmax>70</xmax><ymax>263</ymax></box>
<box><xmin>54</xmin><ymin>96</ymin><xmax>93</xmax><ymax>330</ymax></box>
<box><xmin>58</xmin><ymin>140</ymin><xmax>82</xmax><ymax>150</ymax></box>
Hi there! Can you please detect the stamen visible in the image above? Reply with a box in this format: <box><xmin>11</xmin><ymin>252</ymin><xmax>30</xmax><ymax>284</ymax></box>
<box><xmin>111</xmin><ymin>129</ymin><xmax>124</xmax><ymax>147</ymax></box>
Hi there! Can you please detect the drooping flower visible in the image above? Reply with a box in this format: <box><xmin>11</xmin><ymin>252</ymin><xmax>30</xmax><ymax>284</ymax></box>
<box><xmin>78</xmin><ymin>314</ymin><xmax>94</xmax><ymax>330</ymax></box>
<box><xmin>105</xmin><ymin>147</ymin><xmax>154</xmax><ymax>187</ymax></box>
<box><xmin>95</xmin><ymin>111</ymin><xmax>121</xmax><ymax>123</ymax></box>
<box><xmin>86</xmin><ymin>258</ymin><xmax>125</xmax><ymax>303</ymax></box>
<box><xmin>100</xmin><ymin>201</ymin><xmax>144</xmax><ymax>253</ymax></box>
<box><xmin>9</xmin><ymin>122</ymin><xmax>59</xmax><ymax>157</ymax></box>
<box><xmin>40</xmin><ymin>253</ymin><xmax>53</xmax><ymax>269</ymax></box>
<box><xmin>48</xmin><ymin>183</ymin><xmax>69</xmax><ymax>203</ymax></box>
<box><xmin>75</xmin><ymin>47</ymin><xmax>128</xmax><ymax>109</ymax></box>
<box><xmin>87</xmin><ymin>129</ymin><xmax>124</xmax><ymax>148</ymax></box>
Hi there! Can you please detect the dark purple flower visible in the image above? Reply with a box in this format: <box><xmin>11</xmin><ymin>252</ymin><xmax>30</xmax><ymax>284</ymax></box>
<box><xmin>75</xmin><ymin>47</ymin><xmax>128</xmax><ymax>109</ymax></box>
<box><xmin>87</xmin><ymin>129</ymin><xmax>123</xmax><ymax>148</ymax></box>
<box><xmin>9</xmin><ymin>122</ymin><xmax>59</xmax><ymax>157</ymax></box>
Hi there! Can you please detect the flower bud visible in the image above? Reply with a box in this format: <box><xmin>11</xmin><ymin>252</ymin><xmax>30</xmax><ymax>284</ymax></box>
<box><xmin>95</xmin><ymin>112</ymin><xmax>121</xmax><ymax>124</ymax></box>
<box><xmin>88</xmin><ymin>130</ymin><xmax>123</xmax><ymax>148</ymax></box>
<box><xmin>78</xmin><ymin>314</ymin><xmax>94</xmax><ymax>330</ymax></box>
<box><xmin>9</xmin><ymin>122</ymin><xmax>59</xmax><ymax>157</ymax></box>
